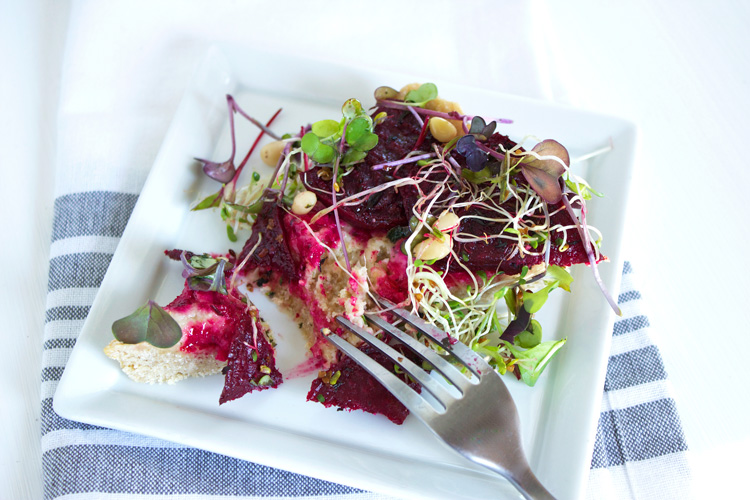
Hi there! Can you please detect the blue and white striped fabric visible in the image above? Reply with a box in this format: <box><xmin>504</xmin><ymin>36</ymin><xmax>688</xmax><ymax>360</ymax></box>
<box><xmin>42</xmin><ymin>192</ymin><xmax>690</xmax><ymax>499</ymax></box>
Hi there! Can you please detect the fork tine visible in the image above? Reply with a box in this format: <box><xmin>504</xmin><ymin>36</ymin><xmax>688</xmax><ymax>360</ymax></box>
<box><xmin>375</xmin><ymin>297</ymin><xmax>493</xmax><ymax>377</ymax></box>
<box><xmin>334</xmin><ymin>317</ymin><xmax>455</xmax><ymax>407</ymax></box>
<box><xmin>363</xmin><ymin>313</ymin><xmax>474</xmax><ymax>395</ymax></box>
<box><xmin>324</xmin><ymin>331</ymin><xmax>439</xmax><ymax>421</ymax></box>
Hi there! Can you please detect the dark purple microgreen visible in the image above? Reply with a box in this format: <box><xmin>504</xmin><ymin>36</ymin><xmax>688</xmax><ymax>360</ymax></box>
<box><xmin>112</xmin><ymin>300</ymin><xmax>182</xmax><ymax>348</ymax></box>
<box><xmin>196</xmin><ymin>158</ymin><xmax>236</xmax><ymax>184</ymax></box>
<box><xmin>468</xmin><ymin>116</ymin><xmax>497</xmax><ymax>140</ymax></box>
<box><xmin>519</xmin><ymin>139</ymin><xmax>570</xmax><ymax>204</ymax></box>
<box><xmin>455</xmin><ymin>134</ymin><xmax>476</xmax><ymax>156</ymax></box>
<box><xmin>500</xmin><ymin>306</ymin><xmax>531</xmax><ymax>343</ymax></box>
<box><xmin>455</xmin><ymin>135</ymin><xmax>489</xmax><ymax>172</ymax></box>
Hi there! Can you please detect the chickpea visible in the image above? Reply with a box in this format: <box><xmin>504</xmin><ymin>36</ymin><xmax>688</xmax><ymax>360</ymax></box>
<box><xmin>260</xmin><ymin>140</ymin><xmax>286</xmax><ymax>167</ymax></box>
<box><xmin>428</xmin><ymin>117</ymin><xmax>458</xmax><ymax>143</ymax></box>
<box><xmin>414</xmin><ymin>236</ymin><xmax>452</xmax><ymax>262</ymax></box>
<box><xmin>425</xmin><ymin>98</ymin><xmax>465</xmax><ymax>137</ymax></box>
<box><xmin>435</xmin><ymin>211</ymin><xmax>460</xmax><ymax>233</ymax></box>
<box><xmin>425</xmin><ymin>98</ymin><xmax>464</xmax><ymax>115</ymax></box>
<box><xmin>291</xmin><ymin>190</ymin><xmax>317</xmax><ymax>215</ymax></box>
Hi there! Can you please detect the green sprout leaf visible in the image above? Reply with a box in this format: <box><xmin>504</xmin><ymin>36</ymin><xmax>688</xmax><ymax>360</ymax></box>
<box><xmin>226</xmin><ymin>224</ymin><xmax>237</xmax><ymax>242</ymax></box>
<box><xmin>405</xmin><ymin>83</ymin><xmax>438</xmax><ymax>106</ymax></box>
<box><xmin>311</xmin><ymin>119</ymin><xmax>340</xmax><ymax>138</ymax></box>
<box><xmin>342</xmin><ymin>149</ymin><xmax>367</xmax><ymax>165</ymax></box>
<box><xmin>112</xmin><ymin>300</ymin><xmax>182</xmax><ymax>348</ymax></box>
<box><xmin>503</xmin><ymin>338</ymin><xmax>566</xmax><ymax>386</ymax></box>
<box><xmin>522</xmin><ymin>286</ymin><xmax>552</xmax><ymax>314</ymax></box>
<box><xmin>345</xmin><ymin>119</ymin><xmax>379</xmax><ymax>151</ymax></box>
<box><xmin>192</xmin><ymin>191</ymin><xmax>222</xmax><ymax>211</ymax></box>
<box><xmin>515</xmin><ymin>319</ymin><xmax>542</xmax><ymax>348</ymax></box>
<box><xmin>547</xmin><ymin>265</ymin><xmax>574</xmax><ymax>292</ymax></box>
<box><xmin>300</xmin><ymin>132</ymin><xmax>335</xmax><ymax>164</ymax></box>
<box><xmin>565</xmin><ymin>178</ymin><xmax>603</xmax><ymax>200</ymax></box>
<box><xmin>342</xmin><ymin>98</ymin><xmax>363</xmax><ymax>120</ymax></box>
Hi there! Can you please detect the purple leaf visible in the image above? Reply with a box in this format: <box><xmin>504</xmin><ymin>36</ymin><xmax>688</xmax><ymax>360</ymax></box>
<box><xmin>519</xmin><ymin>139</ymin><xmax>570</xmax><ymax>203</ymax></box>
<box><xmin>196</xmin><ymin>157</ymin><xmax>236</xmax><ymax>184</ymax></box>
<box><xmin>521</xmin><ymin>165</ymin><xmax>563</xmax><ymax>203</ymax></box>
<box><xmin>111</xmin><ymin>300</ymin><xmax>182</xmax><ymax>348</ymax></box>
<box><xmin>455</xmin><ymin>134</ymin><xmax>476</xmax><ymax>156</ymax></box>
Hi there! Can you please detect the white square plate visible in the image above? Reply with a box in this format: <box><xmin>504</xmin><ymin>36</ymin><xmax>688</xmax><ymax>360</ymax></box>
<box><xmin>55</xmin><ymin>45</ymin><xmax>637</xmax><ymax>500</ymax></box>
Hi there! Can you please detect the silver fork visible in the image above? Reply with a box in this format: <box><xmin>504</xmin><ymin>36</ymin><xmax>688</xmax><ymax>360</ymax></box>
<box><xmin>327</xmin><ymin>299</ymin><xmax>556</xmax><ymax>500</ymax></box>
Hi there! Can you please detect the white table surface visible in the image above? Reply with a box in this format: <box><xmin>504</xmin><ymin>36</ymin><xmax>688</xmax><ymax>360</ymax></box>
<box><xmin>3</xmin><ymin>1</ymin><xmax>749</xmax><ymax>499</ymax></box>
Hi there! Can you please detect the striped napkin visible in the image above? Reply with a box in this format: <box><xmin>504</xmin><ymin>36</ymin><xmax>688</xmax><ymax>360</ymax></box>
<box><xmin>43</xmin><ymin>190</ymin><xmax>690</xmax><ymax>499</ymax></box>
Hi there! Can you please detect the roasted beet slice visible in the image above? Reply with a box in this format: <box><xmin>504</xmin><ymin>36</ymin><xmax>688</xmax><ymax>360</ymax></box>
<box><xmin>219</xmin><ymin>312</ymin><xmax>282</xmax><ymax>404</ymax></box>
<box><xmin>238</xmin><ymin>200</ymin><xmax>298</xmax><ymax>281</ymax></box>
<box><xmin>451</xmin><ymin>200</ymin><xmax>600</xmax><ymax>275</ymax></box>
<box><xmin>303</xmin><ymin>107</ymin><xmax>438</xmax><ymax>230</ymax></box>
<box><xmin>307</xmin><ymin>342</ymin><xmax>420</xmax><ymax>425</ymax></box>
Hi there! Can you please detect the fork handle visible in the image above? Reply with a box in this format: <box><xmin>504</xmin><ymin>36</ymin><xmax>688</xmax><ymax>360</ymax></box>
<box><xmin>505</xmin><ymin>466</ymin><xmax>556</xmax><ymax>500</ymax></box>
<box><xmin>476</xmin><ymin>459</ymin><xmax>556</xmax><ymax>500</ymax></box>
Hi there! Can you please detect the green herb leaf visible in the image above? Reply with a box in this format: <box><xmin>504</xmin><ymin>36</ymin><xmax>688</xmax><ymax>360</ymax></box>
<box><xmin>503</xmin><ymin>338</ymin><xmax>566</xmax><ymax>386</ymax></box>
<box><xmin>522</xmin><ymin>285</ymin><xmax>551</xmax><ymax>314</ymax></box>
<box><xmin>192</xmin><ymin>191</ymin><xmax>222</xmax><ymax>211</ymax></box>
<box><xmin>112</xmin><ymin>300</ymin><xmax>182</xmax><ymax>348</ymax></box>
<box><xmin>404</xmin><ymin>83</ymin><xmax>438</xmax><ymax>106</ymax></box>
<box><xmin>341</xmin><ymin>98</ymin><xmax>363</xmax><ymax>119</ymax></box>
<box><xmin>565</xmin><ymin>178</ymin><xmax>603</xmax><ymax>201</ymax></box>
<box><xmin>515</xmin><ymin>319</ymin><xmax>542</xmax><ymax>348</ymax></box>
<box><xmin>342</xmin><ymin>148</ymin><xmax>367</xmax><ymax>165</ymax></box>
<box><xmin>504</xmin><ymin>287</ymin><xmax>517</xmax><ymax>313</ymax></box>
<box><xmin>312</xmin><ymin>119</ymin><xmax>340</xmax><ymax>138</ymax></box>
<box><xmin>547</xmin><ymin>265</ymin><xmax>574</xmax><ymax>292</ymax></box>
<box><xmin>226</xmin><ymin>225</ymin><xmax>237</xmax><ymax>242</ymax></box>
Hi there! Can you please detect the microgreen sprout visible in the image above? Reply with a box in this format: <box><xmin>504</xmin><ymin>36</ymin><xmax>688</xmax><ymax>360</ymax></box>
<box><xmin>193</xmin><ymin>98</ymin><xmax>283</xmax><ymax>240</ymax></box>
<box><xmin>112</xmin><ymin>300</ymin><xmax>182</xmax><ymax>348</ymax></box>
<box><xmin>180</xmin><ymin>252</ymin><xmax>233</xmax><ymax>295</ymax></box>
<box><xmin>404</xmin><ymin>83</ymin><xmax>438</xmax><ymax>106</ymax></box>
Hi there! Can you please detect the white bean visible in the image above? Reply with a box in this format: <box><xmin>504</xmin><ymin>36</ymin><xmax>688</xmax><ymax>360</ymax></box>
<box><xmin>414</xmin><ymin>236</ymin><xmax>452</xmax><ymax>262</ymax></box>
<box><xmin>291</xmin><ymin>191</ymin><xmax>317</xmax><ymax>215</ymax></box>
<box><xmin>260</xmin><ymin>140</ymin><xmax>286</xmax><ymax>167</ymax></box>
